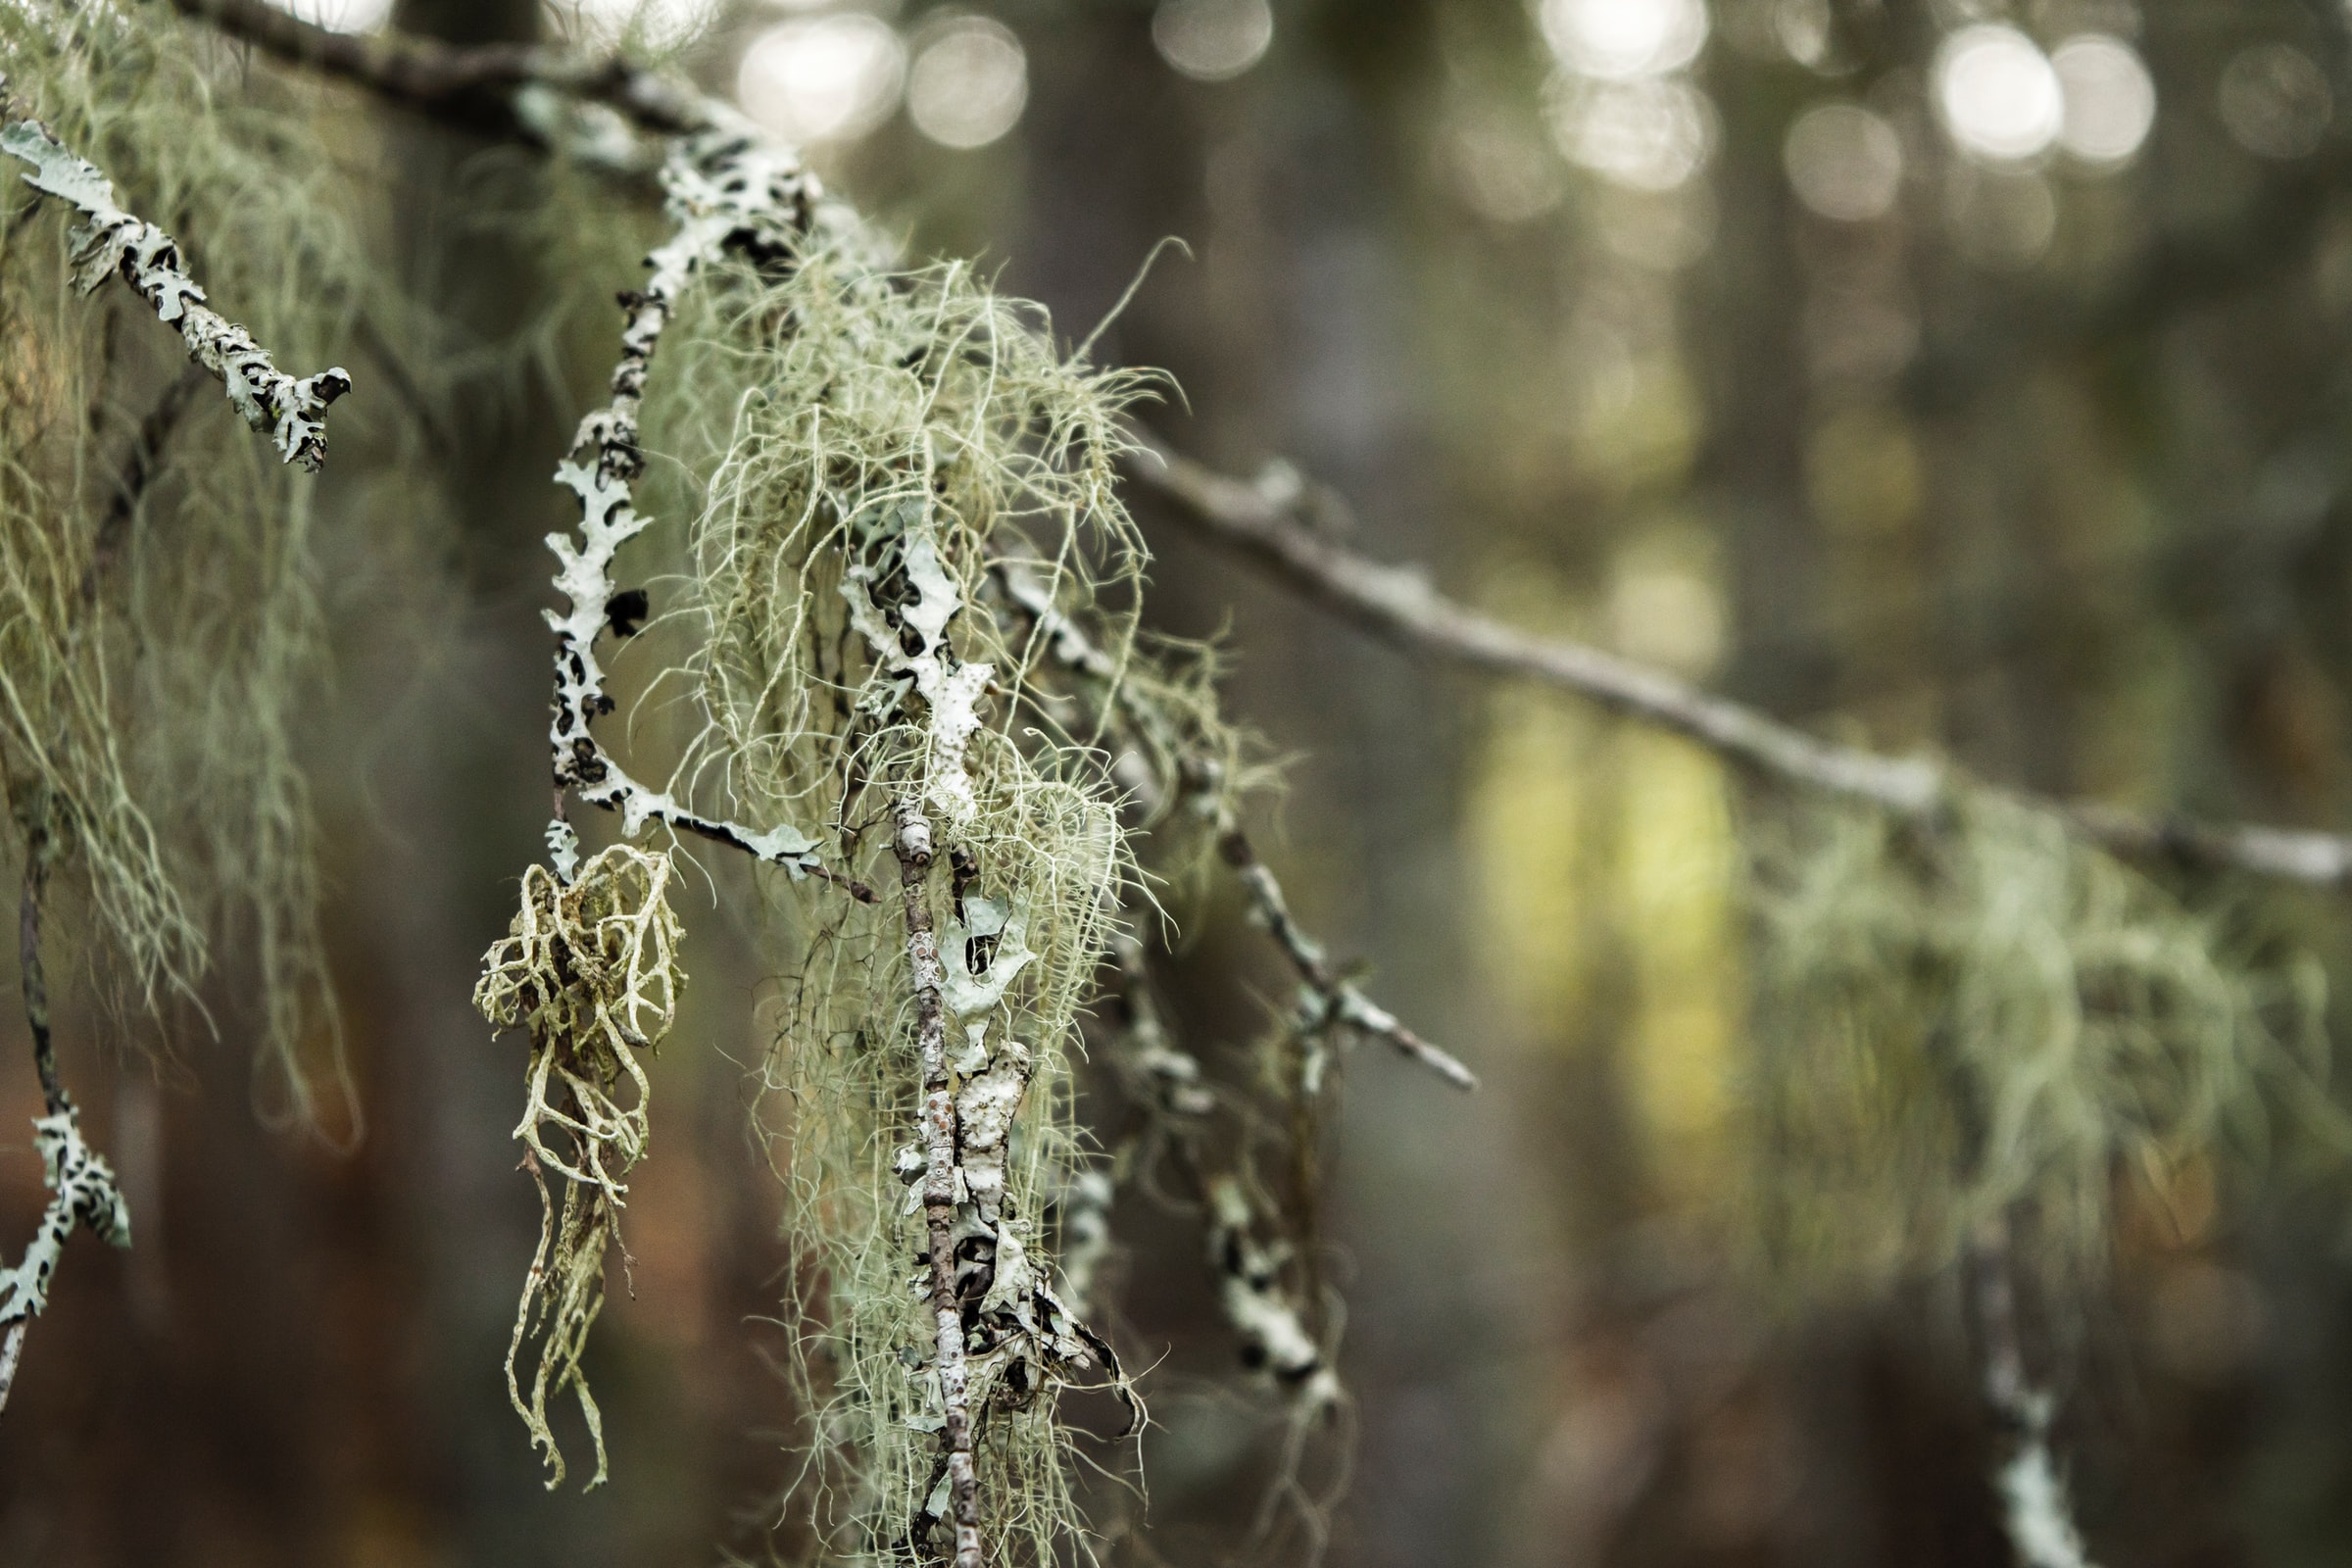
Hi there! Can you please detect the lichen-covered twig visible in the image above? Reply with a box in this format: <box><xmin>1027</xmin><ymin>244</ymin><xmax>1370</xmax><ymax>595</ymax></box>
<box><xmin>1101</xmin><ymin>928</ymin><xmax>1339</xmax><ymax>1405</ymax></box>
<box><xmin>1203</xmin><ymin>1173</ymin><xmax>1341</xmax><ymax>1411</ymax></box>
<box><xmin>0</xmin><ymin>1102</ymin><xmax>132</xmax><ymax>1413</ymax></box>
<box><xmin>1125</xmin><ymin>434</ymin><xmax>2352</xmax><ymax>891</ymax></box>
<box><xmin>0</xmin><ymin>809</ymin><xmax>130</xmax><ymax>1415</ymax></box>
<box><xmin>999</xmin><ymin>564</ymin><xmax>1474</xmax><ymax>1092</ymax></box>
<box><xmin>895</xmin><ymin>800</ymin><xmax>986</xmax><ymax>1568</ymax></box>
<box><xmin>0</xmin><ymin>90</ymin><xmax>349</xmax><ymax>470</ymax></box>
<box><xmin>1970</xmin><ymin>1221</ymin><xmax>2098</xmax><ymax>1568</ymax></box>
<box><xmin>1214</xmin><ymin>823</ymin><xmax>1474</xmax><ymax>1091</ymax></box>
<box><xmin>541</xmin><ymin>126</ymin><xmax>848</xmax><ymax>892</ymax></box>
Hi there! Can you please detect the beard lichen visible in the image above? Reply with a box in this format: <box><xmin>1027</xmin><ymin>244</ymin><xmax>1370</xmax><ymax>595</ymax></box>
<box><xmin>555</xmin><ymin>211</ymin><xmax>1160</xmax><ymax>1559</ymax></box>
<box><xmin>473</xmin><ymin>842</ymin><xmax>685</xmax><ymax>1491</ymax></box>
<box><xmin>0</xmin><ymin>0</ymin><xmax>470</xmax><ymax>1126</ymax></box>
<box><xmin>1744</xmin><ymin>789</ymin><xmax>2325</xmax><ymax>1297</ymax></box>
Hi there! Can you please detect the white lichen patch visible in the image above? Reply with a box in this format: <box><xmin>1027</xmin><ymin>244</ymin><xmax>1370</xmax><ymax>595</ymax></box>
<box><xmin>0</xmin><ymin>107</ymin><xmax>350</xmax><ymax>469</ymax></box>
<box><xmin>0</xmin><ymin>1102</ymin><xmax>131</xmax><ymax>1412</ymax></box>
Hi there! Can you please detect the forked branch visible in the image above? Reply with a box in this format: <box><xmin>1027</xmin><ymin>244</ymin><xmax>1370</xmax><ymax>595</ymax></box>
<box><xmin>0</xmin><ymin>809</ymin><xmax>131</xmax><ymax>1414</ymax></box>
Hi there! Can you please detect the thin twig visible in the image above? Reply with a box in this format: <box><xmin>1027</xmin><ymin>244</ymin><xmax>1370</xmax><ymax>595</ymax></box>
<box><xmin>998</xmin><ymin>564</ymin><xmax>1476</xmax><ymax>1091</ymax></box>
<box><xmin>18</xmin><ymin>817</ymin><xmax>59</xmax><ymax>1116</ymax></box>
<box><xmin>0</xmin><ymin>91</ymin><xmax>350</xmax><ymax>469</ymax></box>
<box><xmin>895</xmin><ymin>799</ymin><xmax>986</xmax><ymax>1568</ymax></box>
<box><xmin>1969</xmin><ymin>1220</ymin><xmax>2098</xmax><ymax>1568</ymax></box>
<box><xmin>1123</xmin><ymin>433</ymin><xmax>2352</xmax><ymax>890</ymax></box>
<box><xmin>81</xmin><ymin>366</ymin><xmax>208</xmax><ymax>613</ymax></box>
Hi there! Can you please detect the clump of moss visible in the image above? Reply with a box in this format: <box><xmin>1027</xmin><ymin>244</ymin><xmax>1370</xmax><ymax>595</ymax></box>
<box><xmin>474</xmin><ymin>843</ymin><xmax>685</xmax><ymax>1490</ymax></box>
<box><xmin>1744</xmin><ymin>789</ymin><xmax>2324</xmax><ymax>1296</ymax></box>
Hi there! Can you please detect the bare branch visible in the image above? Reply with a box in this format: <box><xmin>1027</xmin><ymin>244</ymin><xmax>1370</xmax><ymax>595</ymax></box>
<box><xmin>166</xmin><ymin>0</ymin><xmax>709</xmax><ymax>141</ymax></box>
<box><xmin>1125</xmin><ymin>434</ymin><xmax>2352</xmax><ymax>890</ymax></box>
<box><xmin>0</xmin><ymin>97</ymin><xmax>350</xmax><ymax>470</ymax></box>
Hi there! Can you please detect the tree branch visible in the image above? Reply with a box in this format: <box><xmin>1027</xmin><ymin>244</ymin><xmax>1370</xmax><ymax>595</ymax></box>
<box><xmin>1123</xmin><ymin>434</ymin><xmax>2352</xmax><ymax>890</ymax></box>
<box><xmin>0</xmin><ymin>97</ymin><xmax>351</xmax><ymax>470</ymax></box>
<box><xmin>166</xmin><ymin>0</ymin><xmax>709</xmax><ymax>141</ymax></box>
<box><xmin>895</xmin><ymin>801</ymin><xmax>986</xmax><ymax>1568</ymax></box>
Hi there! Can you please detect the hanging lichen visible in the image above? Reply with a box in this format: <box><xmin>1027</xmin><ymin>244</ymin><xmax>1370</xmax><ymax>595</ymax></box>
<box><xmin>0</xmin><ymin>0</ymin><xmax>406</xmax><ymax>1120</ymax></box>
<box><xmin>623</xmin><ymin>227</ymin><xmax>1150</xmax><ymax>1564</ymax></box>
<box><xmin>1744</xmin><ymin>788</ymin><xmax>2328</xmax><ymax>1297</ymax></box>
<box><xmin>473</xmin><ymin>843</ymin><xmax>685</xmax><ymax>1490</ymax></box>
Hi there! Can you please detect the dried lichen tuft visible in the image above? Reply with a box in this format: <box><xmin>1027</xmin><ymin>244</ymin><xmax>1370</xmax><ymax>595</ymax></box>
<box><xmin>474</xmin><ymin>843</ymin><xmax>684</xmax><ymax>1490</ymax></box>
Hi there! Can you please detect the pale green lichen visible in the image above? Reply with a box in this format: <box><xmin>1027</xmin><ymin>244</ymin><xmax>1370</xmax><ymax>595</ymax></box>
<box><xmin>1744</xmin><ymin>789</ymin><xmax>2328</xmax><ymax>1298</ymax></box>
<box><xmin>607</xmin><ymin>231</ymin><xmax>1160</xmax><ymax>1562</ymax></box>
<box><xmin>474</xmin><ymin>843</ymin><xmax>685</xmax><ymax>1491</ymax></box>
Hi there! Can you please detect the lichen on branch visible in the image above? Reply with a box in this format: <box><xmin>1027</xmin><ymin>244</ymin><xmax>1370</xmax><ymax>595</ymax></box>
<box><xmin>0</xmin><ymin>1102</ymin><xmax>131</xmax><ymax>1413</ymax></box>
<box><xmin>541</xmin><ymin>122</ymin><xmax>831</xmax><ymax>885</ymax></box>
<box><xmin>0</xmin><ymin>91</ymin><xmax>350</xmax><ymax>470</ymax></box>
<box><xmin>474</xmin><ymin>844</ymin><xmax>684</xmax><ymax>1490</ymax></box>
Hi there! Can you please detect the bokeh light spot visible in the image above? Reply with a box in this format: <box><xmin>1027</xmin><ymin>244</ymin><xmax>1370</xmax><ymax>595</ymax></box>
<box><xmin>266</xmin><ymin>0</ymin><xmax>392</xmax><ymax>32</ymax></box>
<box><xmin>1547</xmin><ymin>77</ymin><xmax>1718</xmax><ymax>192</ymax></box>
<box><xmin>1935</xmin><ymin>24</ymin><xmax>2064</xmax><ymax>163</ymax></box>
<box><xmin>2052</xmin><ymin>33</ymin><xmax>2156</xmax><ymax>165</ymax></box>
<box><xmin>737</xmin><ymin>13</ymin><xmax>906</xmax><ymax>146</ymax></box>
<box><xmin>1784</xmin><ymin>103</ymin><xmax>1904</xmax><ymax>221</ymax></box>
<box><xmin>1537</xmin><ymin>0</ymin><xmax>1709</xmax><ymax>81</ymax></box>
<box><xmin>1152</xmin><ymin>0</ymin><xmax>1274</xmax><ymax>83</ymax></box>
<box><xmin>907</xmin><ymin>16</ymin><xmax>1028</xmax><ymax>150</ymax></box>
<box><xmin>1447</xmin><ymin>116</ymin><xmax>1566</xmax><ymax>223</ymax></box>
<box><xmin>2219</xmin><ymin>43</ymin><xmax>2332</xmax><ymax>160</ymax></box>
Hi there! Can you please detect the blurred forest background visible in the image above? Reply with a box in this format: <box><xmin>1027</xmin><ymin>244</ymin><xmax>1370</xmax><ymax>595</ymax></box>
<box><xmin>12</xmin><ymin>0</ymin><xmax>2352</xmax><ymax>1564</ymax></box>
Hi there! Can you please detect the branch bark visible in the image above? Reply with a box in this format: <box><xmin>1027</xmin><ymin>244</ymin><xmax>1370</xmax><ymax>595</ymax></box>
<box><xmin>895</xmin><ymin>800</ymin><xmax>986</xmax><ymax>1568</ymax></box>
<box><xmin>166</xmin><ymin>0</ymin><xmax>710</xmax><ymax>142</ymax></box>
<box><xmin>1124</xmin><ymin>434</ymin><xmax>2352</xmax><ymax>890</ymax></box>
<box><xmin>0</xmin><ymin>99</ymin><xmax>351</xmax><ymax>469</ymax></box>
